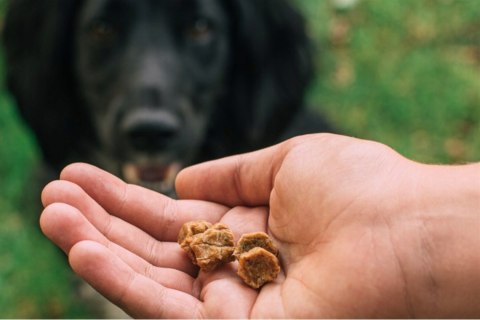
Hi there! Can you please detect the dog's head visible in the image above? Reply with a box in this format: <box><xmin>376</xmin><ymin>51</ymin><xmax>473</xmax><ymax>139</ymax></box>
<box><xmin>74</xmin><ymin>0</ymin><xmax>233</xmax><ymax>193</ymax></box>
<box><xmin>4</xmin><ymin>0</ymin><xmax>313</xmax><ymax>196</ymax></box>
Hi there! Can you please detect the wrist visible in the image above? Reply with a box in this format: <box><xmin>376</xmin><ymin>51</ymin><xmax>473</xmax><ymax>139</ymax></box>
<box><xmin>393</xmin><ymin>161</ymin><xmax>480</xmax><ymax>317</ymax></box>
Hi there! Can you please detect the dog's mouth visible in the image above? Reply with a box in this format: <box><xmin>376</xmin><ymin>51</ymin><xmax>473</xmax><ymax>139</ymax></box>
<box><xmin>122</xmin><ymin>161</ymin><xmax>182</xmax><ymax>196</ymax></box>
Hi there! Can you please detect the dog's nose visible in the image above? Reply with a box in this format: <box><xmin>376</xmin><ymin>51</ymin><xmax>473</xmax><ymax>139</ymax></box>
<box><xmin>126</xmin><ymin>121</ymin><xmax>179</xmax><ymax>152</ymax></box>
<box><xmin>126</xmin><ymin>122</ymin><xmax>179</xmax><ymax>152</ymax></box>
<box><xmin>121</xmin><ymin>109</ymin><xmax>181</xmax><ymax>153</ymax></box>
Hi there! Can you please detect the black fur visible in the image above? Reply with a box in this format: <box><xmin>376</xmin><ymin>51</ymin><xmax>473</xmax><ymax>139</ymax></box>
<box><xmin>3</xmin><ymin>0</ymin><xmax>332</xmax><ymax>195</ymax></box>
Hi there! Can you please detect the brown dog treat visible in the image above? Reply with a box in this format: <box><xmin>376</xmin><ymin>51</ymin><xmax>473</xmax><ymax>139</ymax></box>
<box><xmin>190</xmin><ymin>224</ymin><xmax>236</xmax><ymax>271</ymax></box>
<box><xmin>237</xmin><ymin>247</ymin><xmax>281</xmax><ymax>289</ymax></box>
<box><xmin>178</xmin><ymin>220</ymin><xmax>212</xmax><ymax>262</ymax></box>
<box><xmin>234</xmin><ymin>232</ymin><xmax>278</xmax><ymax>259</ymax></box>
<box><xmin>178</xmin><ymin>220</ymin><xmax>212</xmax><ymax>245</ymax></box>
<box><xmin>234</xmin><ymin>232</ymin><xmax>281</xmax><ymax>288</ymax></box>
<box><xmin>178</xmin><ymin>221</ymin><xmax>235</xmax><ymax>271</ymax></box>
<box><xmin>178</xmin><ymin>222</ymin><xmax>281</xmax><ymax>285</ymax></box>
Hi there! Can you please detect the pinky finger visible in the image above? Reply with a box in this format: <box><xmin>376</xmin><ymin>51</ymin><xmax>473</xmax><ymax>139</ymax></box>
<box><xmin>69</xmin><ymin>240</ymin><xmax>204</xmax><ymax>319</ymax></box>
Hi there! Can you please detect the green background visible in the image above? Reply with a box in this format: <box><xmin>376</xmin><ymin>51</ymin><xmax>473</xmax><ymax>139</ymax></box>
<box><xmin>0</xmin><ymin>0</ymin><xmax>479</xmax><ymax>317</ymax></box>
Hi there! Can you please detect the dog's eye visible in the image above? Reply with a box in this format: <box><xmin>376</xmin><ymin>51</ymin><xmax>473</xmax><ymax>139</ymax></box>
<box><xmin>88</xmin><ymin>20</ymin><xmax>117</xmax><ymax>42</ymax></box>
<box><xmin>186</xmin><ymin>18</ymin><xmax>214</xmax><ymax>42</ymax></box>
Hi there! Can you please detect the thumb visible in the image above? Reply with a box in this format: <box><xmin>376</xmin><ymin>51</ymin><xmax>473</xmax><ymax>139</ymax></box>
<box><xmin>175</xmin><ymin>142</ymin><xmax>288</xmax><ymax>207</ymax></box>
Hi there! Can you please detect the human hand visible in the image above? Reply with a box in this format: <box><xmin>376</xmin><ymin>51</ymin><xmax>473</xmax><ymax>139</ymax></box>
<box><xmin>41</xmin><ymin>134</ymin><xmax>480</xmax><ymax>318</ymax></box>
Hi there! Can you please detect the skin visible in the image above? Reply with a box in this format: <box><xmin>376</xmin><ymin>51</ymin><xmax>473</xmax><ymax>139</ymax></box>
<box><xmin>40</xmin><ymin>133</ymin><xmax>480</xmax><ymax>318</ymax></box>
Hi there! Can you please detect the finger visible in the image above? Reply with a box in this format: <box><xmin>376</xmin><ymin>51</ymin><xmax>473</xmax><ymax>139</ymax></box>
<box><xmin>175</xmin><ymin>140</ymin><xmax>290</xmax><ymax>207</ymax></box>
<box><xmin>55</xmin><ymin>163</ymin><xmax>228</xmax><ymax>241</ymax></box>
<box><xmin>69</xmin><ymin>241</ymin><xmax>204</xmax><ymax>319</ymax></box>
<box><xmin>40</xmin><ymin>201</ymin><xmax>197</xmax><ymax>277</ymax></box>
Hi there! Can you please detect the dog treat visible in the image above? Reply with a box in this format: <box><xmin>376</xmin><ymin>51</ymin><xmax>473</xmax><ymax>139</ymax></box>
<box><xmin>178</xmin><ymin>220</ymin><xmax>235</xmax><ymax>271</ymax></box>
<box><xmin>234</xmin><ymin>232</ymin><xmax>281</xmax><ymax>288</ymax></box>
<box><xmin>236</xmin><ymin>247</ymin><xmax>281</xmax><ymax>289</ymax></box>
<box><xmin>178</xmin><ymin>223</ymin><xmax>281</xmax><ymax>287</ymax></box>
<box><xmin>233</xmin><ymin>232</ymin><xmax>278</xmax><ymax>258</ymax></box>
<box><xmin>178</xmin><ymin>220</ymin><xmax>212</xmax><ymax>261</ymax></box>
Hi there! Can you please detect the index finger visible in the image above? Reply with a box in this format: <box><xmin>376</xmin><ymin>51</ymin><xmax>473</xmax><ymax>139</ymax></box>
<box><xmin>56</xmin><ymin>163</ymin><xmax>229</xmax><ymax>241</ymax></box>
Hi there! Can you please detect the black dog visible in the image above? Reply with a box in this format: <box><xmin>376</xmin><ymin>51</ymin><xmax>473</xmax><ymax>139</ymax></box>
<box><xmin>4</xmin><ymin>0</ymin><xmax>332</xmax><ymax>196</ymax></box>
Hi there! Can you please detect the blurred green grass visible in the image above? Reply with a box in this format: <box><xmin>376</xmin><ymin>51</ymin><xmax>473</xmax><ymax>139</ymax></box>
<box><xmin>0</xmin><ymin>0</ymin><xmax>479</xmax><ymax>317</ymax></box>
<box><xmin>297</xmin><ymin>0</ymin><xmax>480</xmax><ymax>163</ymax></box>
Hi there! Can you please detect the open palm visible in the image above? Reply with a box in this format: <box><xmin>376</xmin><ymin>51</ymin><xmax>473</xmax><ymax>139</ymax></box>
<box><xmin>40</xmin><ymin>135</ymin><xmax>412</xmax><ymax>318</ymax></box>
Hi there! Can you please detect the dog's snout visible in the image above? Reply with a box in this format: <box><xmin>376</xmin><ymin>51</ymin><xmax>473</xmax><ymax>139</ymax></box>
<box><xmin>122</xmin><ymin>110</ymin><xmax>181</xmax><ymax>153</ymax></box>
<box><xmin>127</xmin><ymin>122</ymin><xmax>178</xmax><ymax>152</ymax></box>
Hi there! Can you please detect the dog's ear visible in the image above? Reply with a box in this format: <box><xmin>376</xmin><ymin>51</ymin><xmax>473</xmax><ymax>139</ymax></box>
<box><xmin>227</xmin><ymin>0</ymin><xmax>314</xmax><ymax>149</ymax></box>
<box><xmin>3</xmin><ymin>0</ymin><xmax>93</xmax><ymax>171</ymax></box>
